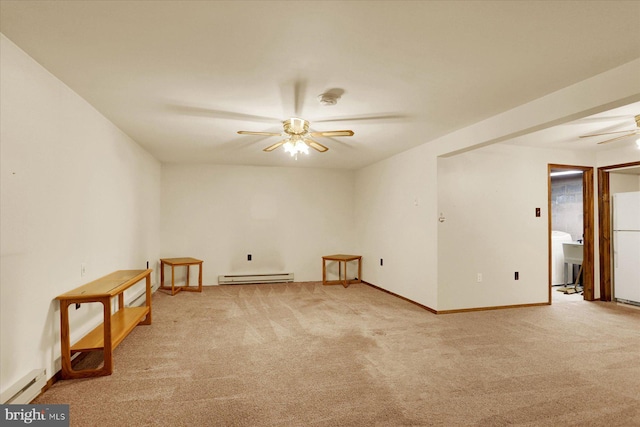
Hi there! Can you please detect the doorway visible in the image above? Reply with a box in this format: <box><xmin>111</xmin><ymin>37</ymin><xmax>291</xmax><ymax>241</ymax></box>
<box><xmin>597</xmin><ymin>161</ymin><xmax>640</xmax><ymax>301</ymax></box>
<box><xmin>547</xmin><ymin>164</ymin><xmax>594</xmax><ymax>303</ymax></box>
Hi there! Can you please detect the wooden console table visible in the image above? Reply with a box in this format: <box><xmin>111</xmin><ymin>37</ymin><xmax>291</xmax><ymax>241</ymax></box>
<box><xmin>322</xmin><ymin>254</ymin><xmax>362</xmax><ymax>288</ymax></box>
<box><xmin>160</xmin><ymin>257</ymin><xmax>203</xmax><ymax>295</ymax></box>
<box><xmin>56</xmin><ymin>269</ymin><xmax>152</xmax><ymax>379</ymax></box>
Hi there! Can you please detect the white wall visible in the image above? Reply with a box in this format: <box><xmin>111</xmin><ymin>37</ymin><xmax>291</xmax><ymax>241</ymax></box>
<box><xmin>596</xmin><ymin>144</ymin><xmax>640</xmax><ymax>168</ymax></box>
<box><xmin>354</xmin><ymin>143</ymin><xmax>439</xmax><ymax>308</ymax></box>
<box><xmin>0</xmin><ymin>35</ymin><xmax>161</xmax><ymax>394</ymax></box>
<box><xmin>610</xmin><ymin>173</ymin><xmax>640</xmax><ymax>194</ymax></box>
<box><xmin>437</xmin><ymin>144</ymin><xmax>595</xmax><ymax>310</ymax></box>
<box><xmin>160</xmin><ymin>164</ymin><xmax>356</xmax><ymax>284</ymax></box>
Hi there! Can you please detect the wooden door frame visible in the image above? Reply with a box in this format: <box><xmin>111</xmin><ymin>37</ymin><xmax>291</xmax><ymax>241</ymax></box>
<box><xmin>548</xmin><ymin>164</ymin><xmax>594</xmax><ymax>303</ymax></box>
<box><xmin>597</xmin><ymin>160</ymin><xmax>640</xmax><ymax>301</ymax></box>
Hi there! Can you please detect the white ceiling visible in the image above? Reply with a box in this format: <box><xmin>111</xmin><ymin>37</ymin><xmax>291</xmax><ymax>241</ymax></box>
<box><xmin>1</xmin><ymin>1</ymin><xmax>639</xmax><ymax>169</ymax></box>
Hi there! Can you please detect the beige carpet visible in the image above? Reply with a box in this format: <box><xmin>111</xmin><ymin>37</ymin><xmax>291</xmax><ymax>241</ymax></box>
<box><xmin>35</xmin><ymin>282</ymin><xmax>640</xmax><ymax>426</ymax></box>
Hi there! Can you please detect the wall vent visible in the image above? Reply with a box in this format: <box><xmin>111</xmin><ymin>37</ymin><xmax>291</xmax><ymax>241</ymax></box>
<box><xmin>218</xmin><ymin>273</ymin><xmax>294</xmax><ymax>285</ymax></box>
<box><xmin>1</xmin><ymin>369</ymin><xmax>46</xmax><ymax>404</ymax></box>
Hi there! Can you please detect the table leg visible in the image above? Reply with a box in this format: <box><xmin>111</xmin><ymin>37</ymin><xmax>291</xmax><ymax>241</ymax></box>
<box><xmin>161</xmin><ymin>260</ymin><xmax>165</xmax><ymax>288</ymax></box>
<box><xmin>198</xmin><ymin>262</ymin><xmax>203</xmax><ymax>291</ymax></box>
<box><xmin>186</xmin><ymin>265</ymin><xmax>190</xmax><ymax>288</ymax></box>
<box><xmin>101</xmin><ymin>298</ymin><xmax>114</xmax><ymax>375</ymax></box>
<box><xmin>171</xmin><ymin>265</ymin><xmax>176</xmax><ymax>295</ymax></box>
<box><xmin>141</xmin><ymin>272</ymin><xmax>152</xmax><ymax>325</ymax></box>
<box><xmin>322</xmin><ymin>258</ymin><xmax>327</xmax><ymax>285</ymax></box>
<box><xmin>59</xmin><ymin>301</ymin><xmax>72</xmax><ymax>378</ymax></box>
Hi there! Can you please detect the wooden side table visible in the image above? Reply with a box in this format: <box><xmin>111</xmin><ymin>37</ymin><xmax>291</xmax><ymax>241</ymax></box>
<box><xmin>160</xmin><ymin>257</ymin><xmax>203</xmax><ymax>295</ymax></box>
<box><xmin>322</xmin><ymin>254</ymin><xmax>362</xmax><ymax>288</ymax></box>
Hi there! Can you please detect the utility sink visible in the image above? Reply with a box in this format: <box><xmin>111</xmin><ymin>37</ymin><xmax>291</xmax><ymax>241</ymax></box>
<box><xmin>562</xmin><ymin>242</ymin><xmax>583</xmax><ymax>264</ymax></box>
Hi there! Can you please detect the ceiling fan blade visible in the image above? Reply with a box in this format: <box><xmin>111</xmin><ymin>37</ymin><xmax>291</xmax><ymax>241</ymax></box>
<box><xmin>167</xmin><ymin>104</ymin><xmax>281</xmax><ymax>123</ymax></box>
<box><xmin>573</xmin><ymin>114</ymin><xmax>638</xmax><ymax>124</ymax></box>
<box><xmin>263</xmin><ymin>139</ymin><xmax>287</xmax><ymax>152</ymax></box>
<box><xmin>309</xmin><ymin>130</ymin><xmax>354</xmax><ymax>138</ymax></box>
<box><xmin>580</xmin><ymin>129</ymin><xmax>639</xmax><ymax>138</ymax></box>
<box><xmin>314</xmin><ymin>113</ymin><xmax>410</xmax><ymax>123</ymax></box>
<box><xmin>238</xmin><ymin>131</ymin><xmax>282</xmax><ymax>136</ymax></box>
<box><xmin>596</xmin><ymin>131</ymin><xmax>639</xmax><ymax>145</ymax></box>
<box><xmin>304</xmin><ymin>138</ymin><xmax>329</xmax><ymax>152</ymax></box>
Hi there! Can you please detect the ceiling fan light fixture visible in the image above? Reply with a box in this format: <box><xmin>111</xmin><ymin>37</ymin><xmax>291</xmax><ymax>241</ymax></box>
<box><xmin>283</xmin><ymin>135</ymin><xmax>309</xmax><ymax>157</ymax></box>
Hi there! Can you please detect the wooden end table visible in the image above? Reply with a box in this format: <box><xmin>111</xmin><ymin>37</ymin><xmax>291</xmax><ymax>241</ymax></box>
<box><xmin>322</xmin><ymin>254</ymin><xmax>362</xmax><ymax>288</ymax></box>
<box><xmin>160</xmin><ymin>257</ymin><xmax>203</xmax><ymax>295</ymax></box>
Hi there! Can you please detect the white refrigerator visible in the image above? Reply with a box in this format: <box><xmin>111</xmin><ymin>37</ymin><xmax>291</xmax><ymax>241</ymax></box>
<box><xmin>613</xmin><ymin>191</ymin><xmax>640</xmax><ymax>304</ymax></box>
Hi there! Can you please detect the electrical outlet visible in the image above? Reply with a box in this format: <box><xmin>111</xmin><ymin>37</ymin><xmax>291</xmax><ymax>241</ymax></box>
<box><xmin>380</xmin><ymin>258</ymin><xmax>383</xmax><ymax>266</ymax></box>
<box><xmin>515</xmin><ymin>272</ymin><xmax>519</xmax><ymax>280</ymax></box>
<box><xmin>477</xmin><ymin>273</ymin><xmax>482</xmax><ymax>282</ymax></box>
<box><xmin>247</xmin><ymin>254</ymin><xmax>252</xmax><ymax>261</ymax></box>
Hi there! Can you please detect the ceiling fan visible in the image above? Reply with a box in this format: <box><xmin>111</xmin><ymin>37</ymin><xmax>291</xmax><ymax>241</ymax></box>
<box><xmin>579</xmin><ymin>114</ymin><xmax>640</xmax><ymax>145</ymax></box>
<box><xmin>237</xmin><ymin>117</ymin><xmax>354</xmax><ymax>155</ymax></box>
<box><xmin>169</xmin><ymin>80</ymin><xmax>408</xmax><ymax>156</ymax></box>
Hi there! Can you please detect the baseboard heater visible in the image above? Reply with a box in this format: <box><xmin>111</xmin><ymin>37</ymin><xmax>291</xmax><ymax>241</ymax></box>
<box><xmin>1</xmin><ymin>369</ymin><xmax>46</xmax><ymax>404</ymax></box>
<box><xmin>218</xmin><ymin>273</ymin><xmax>294</xmax><ymax>285</ymax></box>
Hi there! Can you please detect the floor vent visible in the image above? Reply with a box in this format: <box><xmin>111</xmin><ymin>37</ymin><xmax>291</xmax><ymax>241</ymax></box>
<box><xmin>1</xmin><ymin>369</ymin><xmax>46</xmax><ymax>404</ymax></box>
<box><xmin>218</xmin><ymin>273</ymin><xmax>294</xmax><ymax>285</ymax></box>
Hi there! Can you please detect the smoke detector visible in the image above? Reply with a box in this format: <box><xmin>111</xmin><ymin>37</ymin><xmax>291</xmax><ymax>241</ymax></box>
<box><xmin>317</xmin><ymin>89</ymin><xmax>345</xmax><ymax>106</ymax></box>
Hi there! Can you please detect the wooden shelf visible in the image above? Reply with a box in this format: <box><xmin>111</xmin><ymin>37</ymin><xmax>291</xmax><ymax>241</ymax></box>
<box><xmin>71</xmin><ymin>306</ymin><xmax>150</xmax><ymax>352</ymax></box>
<box><xmin>56</xmin><ymin>269</ymin><xmax>152</xmax><ymax>379</ymax></box>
